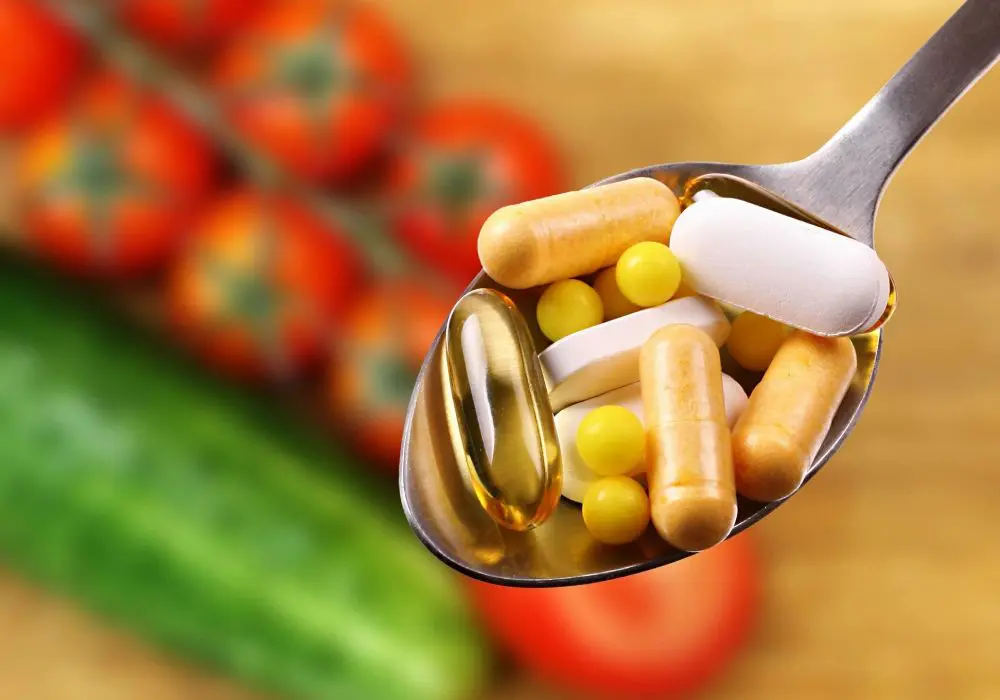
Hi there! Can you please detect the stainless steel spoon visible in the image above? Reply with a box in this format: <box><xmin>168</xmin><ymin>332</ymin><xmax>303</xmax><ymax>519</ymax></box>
<box><xmin>400</xmin><ymin>0</ymin><xmax>1000</xmax><ymax>587</ymax></box>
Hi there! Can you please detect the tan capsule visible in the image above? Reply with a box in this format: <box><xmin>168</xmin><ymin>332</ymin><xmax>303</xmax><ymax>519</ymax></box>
<box><xmin>733</xmin><ymin>331</ymin><xmax>857</xmax><ymax>502</ymax></box>
<box><xmin>640</xmin><ymin>325</ymin><xmax>737</xmax><ymax>552</ymax></box>
<box><xmin>478</xmin><ymin>177</ymin><xmax>680</xmax><ymax>289</ymax></box>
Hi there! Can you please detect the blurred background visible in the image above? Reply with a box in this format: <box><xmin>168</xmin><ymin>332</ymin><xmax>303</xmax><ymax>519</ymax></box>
<box><xmin>0</xmin><ymin>0</ymin><xmax>997</xmax><ymax>698</ymax></box>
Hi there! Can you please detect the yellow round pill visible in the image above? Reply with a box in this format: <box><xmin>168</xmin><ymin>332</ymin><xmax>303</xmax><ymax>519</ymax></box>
<box><xmin>592</xmin><ymin>267</ymin><xmax>642</xmax><ymax>320</ymax></box>
<box><xmin>616</xmin><ymin>241</ymin><xmax>682</xmax><ymax>307</ymax></box>
<box><xmin>582</xmin><ymin>477</ymin><xmax>651</xmax><ymax>545</ymax></box>
<box><xmin>576</xmin><ymin>405</ymin><xmax>646</xmax><ymax>476</ymax></box>
<box><xmin>727</xmin><ymin>312</ymin><xmax>790</xmax><ymax>372</ymax></box>
<box><xmin>536</xmin><ymin>280</ymin><xmax>603</xmax><ymax>342</ymax></box>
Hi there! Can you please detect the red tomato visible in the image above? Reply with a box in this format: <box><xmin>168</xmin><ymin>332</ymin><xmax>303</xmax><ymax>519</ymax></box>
<box><xmin>119</xmin><ymin>0</ymin><xmax>266</xmax><ymax>49</ymax></box>
<box><xmin>213</xmin><ymin>0</ymin><xmax>410</xmax><ymax>183</ymax></box>
<box><xmin>168</xmin><ymin>190</ymin><xmax>363</xmax><ymax>382</ymax></box>
<box><xmin>16</xmin><ymin>75</ymin><xmax>216</xmax><ymax>277</ymax></box>
<box><xmin>468</xmin><ymin>533</ymin><xmax>759</xmax><ymax>697</ymax></box>
<box><xmin>387</xmin><ymin>101</ymin><xmax>563</xmax><ymax>285</ymax></box>
<box><xmin>328</xmin><ymin>280</ymin><xmax>453</xmax><ymax>468</ymax></box>
<box><xmin>0</xmin><ymin>2</ymin><xmax>84</xmax><ymax>130</ymax></box>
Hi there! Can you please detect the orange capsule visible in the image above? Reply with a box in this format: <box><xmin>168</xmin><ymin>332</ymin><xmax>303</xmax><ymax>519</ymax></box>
<box><xmin>733</xmin><ymin>331</ymin><xmax>857</xmax><ymax>502</ymax></box>
<box><xmin>478</xmin><ymin>178</ymin><xmax>680</xmax><ymax>289</ymax></box>
<box><xmin>640</xmin><ymin>325</ymin><xmax>736</xmax><ymax>552</ymax></box>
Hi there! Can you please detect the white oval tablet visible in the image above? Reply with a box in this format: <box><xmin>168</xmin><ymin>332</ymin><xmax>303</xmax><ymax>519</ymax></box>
<box><xmin>720</xmin><ymin>373</ymin><xmax>749</xmax><ymax>426</ymax></box>
<box><xmin>670</xmin><ymin>197</ymin><xmax>890</xmax><ymax>336</ymax></box>
<box><xmin>540</xmin><ymin>295</ymin><xmax>730</xmax><ymax>411</ymax></box>
<box><xmin>556</xmin><ymin>377</ymin><xmax>748</xmax><ymax>503</ymax></box>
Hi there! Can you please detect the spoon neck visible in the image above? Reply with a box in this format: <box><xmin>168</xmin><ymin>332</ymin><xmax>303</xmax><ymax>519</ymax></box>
<box><xmin>785</xmin><ymin>0</ymin><xmax>1000</xmax><ymax>244</ymax></box>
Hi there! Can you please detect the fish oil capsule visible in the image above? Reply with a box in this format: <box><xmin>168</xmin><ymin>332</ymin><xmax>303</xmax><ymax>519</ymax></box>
<box><xmin>443</xmin><ymin>288</ymin><xmax>562</xmax><ymax>530</ymax></box>
<box><xmin>732</xmin><ymin>331</ymin><xmax>857</xmax><ymax>502</ymax></box>
<box><xmin>478</xmin><ymin>177</ymin><xmax>680</xmax><ymax>289</ymax></box>
<box><xmin>641</xmin><ymin>325</ymin><xmax>737</xmax><ymax>552</ymax></box>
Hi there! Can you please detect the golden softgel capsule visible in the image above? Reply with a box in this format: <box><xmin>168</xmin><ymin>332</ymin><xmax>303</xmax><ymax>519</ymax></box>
<box><xmin>477</xmin><ymin>177</ymin><xmax>680</xmax><ymax>289</ymax></box>
<box><xmin>733</xmin><ymin>331</ymin><xmax>857</xmax><ymax>502</ymax></box>
<box><xmin>640</xmin><ymin>325</ymin><xmax>737</xmax><ymax>552</ymax></box>
<box><xmin>444</xmin><ymin>288</ymin><xmax>562</xmax><ymax>530</ymax></box>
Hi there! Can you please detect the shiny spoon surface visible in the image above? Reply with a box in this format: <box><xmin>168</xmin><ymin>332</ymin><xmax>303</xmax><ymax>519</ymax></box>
<box><xmin>401</xmin><ymin>0</ymin><xmax>1000</xmax><ymax>587</ymax></box>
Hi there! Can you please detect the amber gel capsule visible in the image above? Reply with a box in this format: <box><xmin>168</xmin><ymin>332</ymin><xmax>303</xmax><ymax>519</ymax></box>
<box><xmin>732</xmin><ymin>331</ymin><xmax>857</xmax><ymax>502</ymax></box>
<box><xmin>444</xmin><ymin>288</ymin><xmax>562</xmax><ymax>530</ymax></box>
<box><xmin>641</xmin><ymin>325</ymin><xmax>737</xmax><ymax>552</ymax></box>
<box><xmin>478</xmin><ymin>177</ymin><xmax>680</xmax><ymax>289</ymax></box>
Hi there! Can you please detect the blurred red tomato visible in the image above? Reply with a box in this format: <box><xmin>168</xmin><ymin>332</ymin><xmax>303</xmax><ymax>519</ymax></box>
<box><xmin>119</xmin><ymin>0</ymin><xmax>265</xmax><ymax>49</ymax></box>
<box><xmin>16</xmin><ymin>75</ymin><xmax>216</xmax><ymax>277</ymax></box>
<box><xmin>168</xmin><ymin>190</ymin><xmax>363</xmax><ymax>381</ymax></box>
<box><xmin>329</xmin><ymin>280</ymin><xmax>453</xmax><ymax>468</ymax></box>
<box><xmin>0</xmin><ymin>2</ymin><xmax>84</xmax><ymax>130</ymax></box>
<box><xmin>387</xmin><ymin>101</ymin><xmax>562</xmax><ymax>285</ymax></box>
<box><xmin>468</xmin><ymin>534</ymin><xmax>758</xmax><ymax>697</ymax></box>
<box><xmin>213</xmin><ymin>0</ymin><xmax>410</xmax><ymax>183</ymax></box>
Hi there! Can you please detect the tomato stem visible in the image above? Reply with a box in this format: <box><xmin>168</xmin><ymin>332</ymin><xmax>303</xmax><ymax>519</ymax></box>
<box><xmin>45</xmin><ymin>0</ymin><xmax>453</xmax><ymax>294</ymax></box>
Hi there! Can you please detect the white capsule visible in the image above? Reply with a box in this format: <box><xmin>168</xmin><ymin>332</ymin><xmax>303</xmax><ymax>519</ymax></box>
<box><xmin>670</xmin><ymin>197</ymin><xmax>890</xmax><ymax>336</ymax></box>
<box><xmin>539</xmin><ymin>295</ymin><xmax>731</xmax><ymax>412</ymax></box>
<box><xmin>555</xmin><ymin>377</ymin><xmax>748</xmax><ymax>503</ymax></box>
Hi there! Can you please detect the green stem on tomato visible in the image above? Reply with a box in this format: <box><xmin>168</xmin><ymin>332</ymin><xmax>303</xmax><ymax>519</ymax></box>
<box><xmin>41</xmin><ymin>0</ymin><xmax>453</xmax><ymax>295</ymax></box>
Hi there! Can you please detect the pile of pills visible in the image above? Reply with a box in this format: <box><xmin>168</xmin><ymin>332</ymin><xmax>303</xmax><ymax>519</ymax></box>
<box><xmin>443</xmin><ymin>176</ymin><xmax>890</xmax><ymax>552</ymax></box>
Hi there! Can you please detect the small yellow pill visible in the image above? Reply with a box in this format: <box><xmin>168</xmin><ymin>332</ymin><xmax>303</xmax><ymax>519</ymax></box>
<box><xmin>616</xmin><ymin>241</ymin><xmax>682</xmax><ymax>308</ymax></box>
<box><xmin>575</xmin><ymin>405</ymin><xmax>646</xmax><ymax>477</ymax></box>
<box><xmin>733</xmin><ymin>331</ymin><xmax>857</xmax><ymax>502</ymax></box>
<box><xmin>478</xmin><ymin>177</ymin><xmax>680</xmax><ymax>289</ymax></box>
<box><xmin>592</xmin><ymin>266</ymin><xmax>641</xmax><ymax>320</ymax></box>
<box><xmin>582</xmin><ymin>477</ymin><xmax>651</xmax><ymax>545</ymax></box>
<box><xmin>727</xmin><ymin>312</ymin><xmax>790</xmax><ymax>372</ymax></box>
<box><xmin>536</xmin><ymin>279</ymin><xmax>603</xmax><ymax>342</ymax></box>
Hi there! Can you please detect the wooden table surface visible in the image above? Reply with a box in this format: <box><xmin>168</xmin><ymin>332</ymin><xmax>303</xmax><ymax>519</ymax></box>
<box><xmin>4</xmin><ymin>0</ymin><xmax>1000</xmax><ymax>698</ymax></box>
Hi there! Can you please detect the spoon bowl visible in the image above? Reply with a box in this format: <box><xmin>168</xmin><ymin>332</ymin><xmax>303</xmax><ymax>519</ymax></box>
<box><xmin>400</xmin><ymin>0</ymin><xmax>1000</xmax><ymax>586</ymax></box>
<box><xmin>400</xmin><ymin>169</ymin><xmax>881</xmax><ymax>588</ymax></box>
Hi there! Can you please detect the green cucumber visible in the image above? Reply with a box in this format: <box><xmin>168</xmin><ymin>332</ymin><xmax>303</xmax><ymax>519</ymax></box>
<box><xmin>0</xmin><ymin>257</ymin><xmax>485</xmax><ymax>700</ymax></box>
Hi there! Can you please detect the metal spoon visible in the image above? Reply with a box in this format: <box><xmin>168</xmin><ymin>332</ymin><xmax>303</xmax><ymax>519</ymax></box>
<box><xmin>400</xmin><ymin>0</ymin><xmax>1000</xmax><ymax>587</ymax></box>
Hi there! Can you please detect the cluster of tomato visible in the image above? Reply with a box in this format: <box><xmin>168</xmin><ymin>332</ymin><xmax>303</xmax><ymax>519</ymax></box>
<box><xmin>1</xmin><ymin>2</ymin><xmax>760</xmax><ymax>696</ymax></box>
<box><xmin>2</xmin><ymin>0</ymin><xmax>563</xmax><ymax>468</ymax></box>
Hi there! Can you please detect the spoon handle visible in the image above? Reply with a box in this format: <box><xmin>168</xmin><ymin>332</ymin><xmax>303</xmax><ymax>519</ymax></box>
<box><xmin>793</xmin><ymin>0</ymin><xmax>1000</xmax><ymax>243</ymax></box>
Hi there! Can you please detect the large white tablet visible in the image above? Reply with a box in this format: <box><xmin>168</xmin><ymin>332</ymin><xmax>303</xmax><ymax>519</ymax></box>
<box><xmin>539</xmin><ymin>295</ymin><xmax>730</xmax><ymax>411</ymax></box>
<box><xmin>670</xmin><ymin>196</ymin><xmax>890</xmax><ymax>336</ymax></box>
